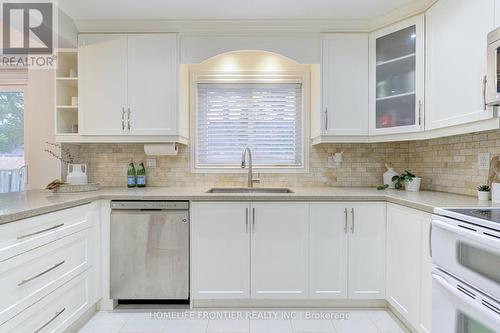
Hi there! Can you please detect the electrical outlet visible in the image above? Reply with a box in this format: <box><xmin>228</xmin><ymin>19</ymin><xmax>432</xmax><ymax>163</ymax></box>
<box><xmin>146</xmin><ymin>157</ymin><xmax>157</xmax><ymax>169</ymax></box>
<box><xmin>478</xmin><ymin>152</ymin><xmax>491</xmax><ymax>170</ymax></box>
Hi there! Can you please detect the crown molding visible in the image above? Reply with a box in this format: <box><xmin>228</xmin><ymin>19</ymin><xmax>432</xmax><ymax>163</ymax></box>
<box><xmin>74</xmin><ymin>0</ymin><xmax>437</xmax><ymax>34</ymax></box>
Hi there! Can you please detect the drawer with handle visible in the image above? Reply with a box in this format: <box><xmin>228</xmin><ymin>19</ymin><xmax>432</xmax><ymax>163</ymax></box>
<box><xmin>0</xmin><ymin>271</ymin><xmax>91</xmax><ymax>333</ymax></box>
<box><xmin>0</xmin><ymin>203</ymin><xmax>93</xmax><ymax>262</ymax></box>
<box><xmin>0</xmin><ymin>229</ymin><xmax>90</xmax><ymax>324</ymax></box>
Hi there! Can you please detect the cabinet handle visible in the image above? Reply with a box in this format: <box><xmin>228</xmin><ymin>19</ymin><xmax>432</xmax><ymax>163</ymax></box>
<box><xmin>245</xmin><ymin>208</ymin><xmax>249</xmax><ymax>233</ymax></box>
<box><xmin>18</xmin><ymin>260</ymin><xmax>65</xmax><ymax>286</ymax></box>
<box><xmin>34</xmin><ymin>307</ymin><xmax>66</xmax><ymax>333</ymax></box>
<box><xmin>252</xmin><ymin>207</ymin><xmax>255</xmax><ymax>233</ymax></box>
<box><xmin>483</xmin><ymin>75</ymin><xmax>488</xmax><ymax>111</ymax></box>
<box><xmin>127</xmin><ymin>107</ymin><xmax>131</xmax><ymax>130</ymax></box>
<box><xmin>350</xmin><ymin>208</ymin><xmax>355</xmax><ymax>234</ymax></box>
<box><xmin>122</xmin><ymin>107</ymin><xmax>125</xmax><ymax>131</ymax></box>
<box><xmin>418</xmin><ymin>100</ymin><xmax>422</xmax><ymax>126</ymax></box>
<box><xmin>429</xmin><ymin>222</ymin><xmax>433</xmax><ymax>258</ymax></box>
<box><xmin>324</xmin><ymin>107</ymin><xmax>328</xmax><ymax>131</ymax></box>
<box><xmin>344</xmin><ymin>208</ymin><xmax>348</xmax><ymax>234</ymax></box>
<box><xmin>17</xmin><ymin>223</ymin><xmax>64</xmax><ymax>240</ymax></box>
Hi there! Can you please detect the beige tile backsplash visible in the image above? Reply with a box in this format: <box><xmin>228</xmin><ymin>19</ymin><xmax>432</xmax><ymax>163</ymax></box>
<box><xmin>67</xmin><ymin>142</ymin><xmax>409</xmax><ymax>189</ymax></box>
<box><xmin>63</xmin><ymin>130</ymin><xmax>500</xmax><ymax>196</ymax></box>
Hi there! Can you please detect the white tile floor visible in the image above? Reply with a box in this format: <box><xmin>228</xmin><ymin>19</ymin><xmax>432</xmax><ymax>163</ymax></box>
<box><xmin>78</xmin><ymin>309</ymin><xmax>408</xmax><ymax>333</ymax></box>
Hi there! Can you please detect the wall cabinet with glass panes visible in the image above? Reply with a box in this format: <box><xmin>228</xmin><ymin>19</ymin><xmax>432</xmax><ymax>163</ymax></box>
<box><xmin>369</xmin><ymin>15</ymin><xmax>424</xmax><ymax>136</ymax></box>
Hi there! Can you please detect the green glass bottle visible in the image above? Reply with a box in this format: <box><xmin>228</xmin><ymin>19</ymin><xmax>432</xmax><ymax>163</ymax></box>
<box><xmin>127</xmin><ymin>160</ymin><xmax>136</xmax><ymax>188</ymax></box>
<box><xmin>137</xmin><ymin>161</ymin><xmax>146</xmax><ymax>188</ymax></box>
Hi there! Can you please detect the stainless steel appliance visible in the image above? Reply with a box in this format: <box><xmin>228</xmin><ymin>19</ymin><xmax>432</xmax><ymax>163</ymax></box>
<box><xmin>487</xmin><ymin>27</ymin><xmax>500</xmax><ymax>106</ymax></box>
<box><xmin>432</xmin><ymin>208</ymin><xmax>500</xmax><ymax>332</ymax></box>
<box><xmin>110</xmin><ymin>201</ymin><xmax>189</xmax><ymax>300</ymax></box>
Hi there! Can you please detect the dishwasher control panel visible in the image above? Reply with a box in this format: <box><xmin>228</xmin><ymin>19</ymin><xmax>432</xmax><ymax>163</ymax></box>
<box><xmin>110</xmin><ymin>201</ymin><xmax>189</xmax><ymax>210</ymax></box>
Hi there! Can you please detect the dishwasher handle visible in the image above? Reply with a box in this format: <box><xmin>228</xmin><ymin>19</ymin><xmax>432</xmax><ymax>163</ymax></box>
<box><xmin>111</xmin><ymin>201</ymin><xmax>189</xmax><ymax>210</ymax></box>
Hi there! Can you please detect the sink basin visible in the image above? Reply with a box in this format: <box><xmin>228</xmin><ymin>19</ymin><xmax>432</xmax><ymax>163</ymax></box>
<box><xmin>206</xmin><ymin>187</ymin><xmax>294</xmax><ymax>194</ymax></box>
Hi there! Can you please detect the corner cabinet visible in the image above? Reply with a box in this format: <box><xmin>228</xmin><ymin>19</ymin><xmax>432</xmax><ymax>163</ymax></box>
<box><xmin>369</xmin><ymin>15</ymin><xmax>425</xmax><ymax>136</ymax></box>
<box><xmin>386</xmin><ymin>203</ymin><xmax>432</xmax><ymax>333</ymax></box>
<box><xmin>78</xmin><ymin>33</ymin><xmax>186</xmax><ymax>141</ymax></box>
<box><xmin>318</xmin><ymin>33</ymin><xmax>369</xmax><ymax>138</ymax></box>
<box><xmin>426</xmin><ymin>0</ymin><xmax>496</xmax><ymax>130</ymax></box>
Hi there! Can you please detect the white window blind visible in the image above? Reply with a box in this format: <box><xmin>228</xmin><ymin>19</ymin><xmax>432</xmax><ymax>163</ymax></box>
<box><xmin>196</xmin><ymin>83</ymin><xmax>303</xmax><ymax>169</ymax></box>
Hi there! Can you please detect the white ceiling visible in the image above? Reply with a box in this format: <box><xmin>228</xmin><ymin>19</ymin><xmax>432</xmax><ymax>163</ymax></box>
<box><xmin>58</xmin><ymin>0</ymin><xmax>423</xmax><ymax>21</ymax></box>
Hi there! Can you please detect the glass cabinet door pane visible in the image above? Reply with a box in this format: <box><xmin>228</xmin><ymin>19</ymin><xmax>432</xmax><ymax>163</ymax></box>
<box><xmin>376</xmin><ymin>56</ymin><xmax>416</xmax><ymax>98</ymax></box>
<box><xmin>458</xmin><ymin>312</ymin><xmax>496</xmax><ymax>333</ymax></box>
<box><xmin>376</xmin><ymin>26</ymin><xmax>416</xmax><ymax>63</ymax></box>
<box><xmin>376</xmin><ymin>94</ymin><xmax>416</xmax><ymax>128</ymax></box>
<box><xmin>375</xmin><ymin>25</ymin><xmax>417</xmax><ymax>129</ymax></box>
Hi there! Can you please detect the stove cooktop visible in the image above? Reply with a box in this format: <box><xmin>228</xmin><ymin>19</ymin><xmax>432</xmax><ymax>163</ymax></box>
<box><xmin>446</xmin><ymin>208</ymin><xmax>500</xmax><ymax>224</ymax></box>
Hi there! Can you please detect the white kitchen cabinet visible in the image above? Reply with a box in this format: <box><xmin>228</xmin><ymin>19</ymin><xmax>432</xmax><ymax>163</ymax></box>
<box><xmin>418</xmin><ymin>216</ymin><xmax>432</xmax><ymax>333</ymax></box>
<box><xmin>369</xmin><ymin>15</ymin><xmax>424</xmax><ymax>136</ymax></box>
<box><xmin>426</xmin><ymin>0</ymin><xmax>495</xmax><ymax>130</ymax></box>
<box><xmin>348</xmin><ymin>202</ymin><xmax>386</xmax><ymax>299</ymax></box>
<box><xmin>79</xmin><ymin>34</ymin><xmax>127</xmax><ymax>135</ymax></box>
<box><xmin>127</xmin><ymin>34</ymin><xmax>179</xmax><ymax>135</ymax></box>
<box><xmin>251</xmin><ymin>202</ymin><xmax>309</xmax><ymax>299</ymax></box>
<box><xmin>78</xmin><ymin>33</ymin><xmax>180</xmax><ymax>137</ymax></box>
<box><xmin>309</xmin><ymin>203</ymin><xmax>348</xmax><ymax>299</ymax></box>
<box><xmin>320</xmin><ymin>33</ymin><xmax>369</xmax><ymax>137</ymax></box>
<box><xmin>191</xmin><ymin>202</ymin><xmax>250</xmax><ymax>299</ymax></box>
<box><xmin>386</xmin><ymin>203</ymin><xmax>432</xmax><ymax>331</ymax></box>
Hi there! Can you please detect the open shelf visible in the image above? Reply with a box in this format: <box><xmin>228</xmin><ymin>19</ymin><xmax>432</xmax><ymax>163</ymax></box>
<box><xmin>55</xmin><ymin>49</ymin><xmax>79</xmax><ymax>134</ymax></box>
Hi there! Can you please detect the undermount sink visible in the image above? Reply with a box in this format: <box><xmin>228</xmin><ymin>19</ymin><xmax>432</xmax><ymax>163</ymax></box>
<box><xmin>206</xmin><ymin>187</ymin><xmax>294</xmax><ymax>194</ymax></box>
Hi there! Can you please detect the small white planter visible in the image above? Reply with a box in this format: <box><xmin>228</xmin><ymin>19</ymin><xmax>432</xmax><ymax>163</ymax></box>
<box><xmin>405</xmin><ymin>177</ymin><xmax>421</xmax><ymax>192</ymax></box>
<box><xmin>477</xmin><ymin>190</ymin><xmax>490</xmax><ymax>201</ymax></box>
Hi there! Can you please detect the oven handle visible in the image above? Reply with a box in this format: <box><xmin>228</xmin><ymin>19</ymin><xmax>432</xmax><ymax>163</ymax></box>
<box><xmin>432</xmin><ymin>273</ymin><xmax>500</xmax><ymax>326</ymax></box>
<box><xmin>432</xmin><ymin>218</ymin><xmax>500</xmax><ymax>251</ymax></box>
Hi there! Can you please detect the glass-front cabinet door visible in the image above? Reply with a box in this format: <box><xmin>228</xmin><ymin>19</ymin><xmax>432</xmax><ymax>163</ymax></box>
<box><xmin>369</xmin><ymin>15</ymin><xmax>424</xmax><ymax>135</ymax></box>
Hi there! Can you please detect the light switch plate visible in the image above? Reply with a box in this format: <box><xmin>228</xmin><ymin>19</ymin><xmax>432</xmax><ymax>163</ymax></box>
<box><xmin>146</xmin><ymin>157</ymin><xmax>157</xmax><ymax>169</ymax></box>
<box><xmin>478</xmin><ymin>152</ymin><xmax>491</xmax><ymax>170</ymax></box>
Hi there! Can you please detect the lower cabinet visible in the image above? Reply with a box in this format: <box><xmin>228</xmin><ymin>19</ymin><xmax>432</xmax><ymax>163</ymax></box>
<box><xmin>0</xmin><ymin>203</ymin><xmax>101</xmax><ymax>332</ymax></box>
<box><xmin>386</xmin><ymin>203</ymin><xmax>432</xmax><ymax>333</ymax></box>
<box><xmin>190</xmin><ymin>202</ymin><xmax>250</xmax><ymax>299</ymax></box>
<box><xmin>251</xmin><ymin>202</ymin><xmax>309</xmax><ymax>299</ymax></box>
<box><xmin>191</xmin><ymin>201</ymin><xmax>386</xmax><ymax>301</ymax></box>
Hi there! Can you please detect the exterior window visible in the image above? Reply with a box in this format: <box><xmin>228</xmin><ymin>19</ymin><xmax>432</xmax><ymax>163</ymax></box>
<box><xmin>0</xmin><ymin>91</ymin><xmax>25</xmax><ymax>193</ymax></box>
<box><xmin>194</xmin><ymin>81</ymin><xmax>307</xmax><ymax>172</ymax></box>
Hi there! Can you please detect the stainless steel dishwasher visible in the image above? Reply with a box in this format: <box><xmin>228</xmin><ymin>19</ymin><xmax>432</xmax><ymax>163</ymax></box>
<box><xmin>110</xmin><ymin>201</ymin><xmax>189</xmax><ymax>301</ymax></box>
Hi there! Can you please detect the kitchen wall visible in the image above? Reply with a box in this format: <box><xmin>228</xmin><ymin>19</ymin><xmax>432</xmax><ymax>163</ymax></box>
<box><xmin>65</xmin><ymin>129</ymin><xmax>500</xmax><ymax>196</ymax></box>
<box><xmin>408</xmin><ymin>130</ymin><xmax>500</xmax><ymax>196</ymax></box>
<box><xmin>67</xmin><ymin>142</ymin><xmax>409</xmax><ymax>188</ymax></box>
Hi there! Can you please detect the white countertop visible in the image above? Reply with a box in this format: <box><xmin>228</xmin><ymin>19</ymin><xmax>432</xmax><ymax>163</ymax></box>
<box><xmin>0</xmin><ymin>186</ymin><xmax>495</xmax><ymax>225</ymax></box>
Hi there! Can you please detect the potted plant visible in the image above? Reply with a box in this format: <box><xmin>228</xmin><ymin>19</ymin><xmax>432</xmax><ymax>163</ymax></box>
<box><xmin>392</xmin><ymin>170</ymin><xmax>422</xmax><ymax>192</ymax></box>
<box><xmin>477</xmin><ymin>185</ymin><xmax>491</xmax><ymax>201</ymax></box>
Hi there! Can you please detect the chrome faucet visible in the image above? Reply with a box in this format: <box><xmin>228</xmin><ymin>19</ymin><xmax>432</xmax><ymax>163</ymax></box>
<box><xmin>241</xmin><ymin>147</ymin><xmax>253</xmax><ymax>188</ymax></box>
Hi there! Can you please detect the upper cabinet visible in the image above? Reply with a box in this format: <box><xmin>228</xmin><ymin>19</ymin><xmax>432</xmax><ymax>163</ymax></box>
<box><xmin>77</xmin><ymin>33</ymin><xmax>186</xmax><ymax>141</ymax></box>
<box><xmin>319</xmin><ymin>33</ymin><xmax>369</xmax><ymax>138</ymax></box>
<box><xmin>426</xmin><ymin>0</ymin><xmax>495</xmax><ymax>130</ymax></box>
<box><xmin>369</xmin><ymin>15</ymin><xmax>424</xmax><ymax>135</ymax></box>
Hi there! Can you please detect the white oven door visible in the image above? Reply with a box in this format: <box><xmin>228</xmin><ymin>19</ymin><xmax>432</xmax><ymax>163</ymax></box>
<box><xmin>432</xmin><ymin>215</ymin><xmax>500</xmax><ymax>300</ymax></box>
<box><xmin>433</xmin><ymin>270</ymin><xmax>500</xmax><ymax>333</ymax></box>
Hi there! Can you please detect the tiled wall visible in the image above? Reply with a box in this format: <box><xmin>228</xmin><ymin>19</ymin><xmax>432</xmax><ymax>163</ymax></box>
<box><xmin>408</xmin><ymin>130</ymin><xmax>500</xmax><ymax>196</ymax></box>
<box><xmin>66</xmin><ymin>142</ymin><xmax>409</xmax><ymax>189</ymax></box>
<box><xmin>64</xmin><ymin>129</ymin><xmax>500</xmax><ymax>196</ymax></box>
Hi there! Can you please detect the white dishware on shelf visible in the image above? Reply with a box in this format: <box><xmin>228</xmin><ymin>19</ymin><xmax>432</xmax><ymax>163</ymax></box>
<box><xmin>71</xmin><ymin>96</ymin><xmax>78</xmax><ymax>106</ymax></box>
<box><xmin>66</xmin><ymin>164</ymin><xmax>88</xmax><ymax>185</ymax></box>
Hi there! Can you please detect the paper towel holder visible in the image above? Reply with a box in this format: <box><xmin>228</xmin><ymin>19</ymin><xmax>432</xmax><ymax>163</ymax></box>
<box><xmin>144</xmin><ymin>143</ymin><xmax>178</xmax><ymax>156</ymax></box>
